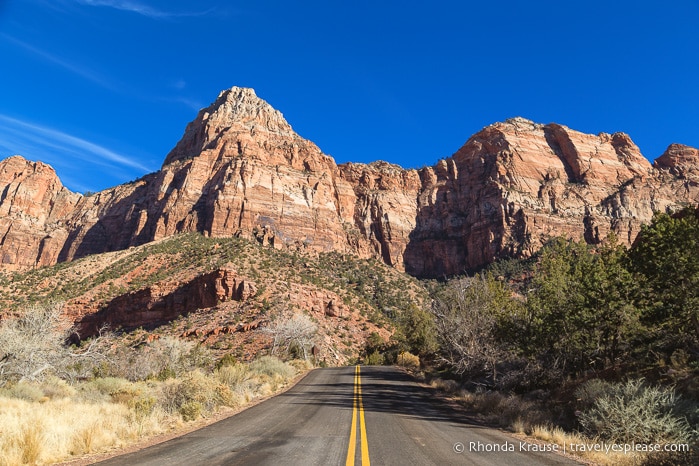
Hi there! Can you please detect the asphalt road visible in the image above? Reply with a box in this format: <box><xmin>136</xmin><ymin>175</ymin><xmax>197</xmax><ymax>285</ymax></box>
<box><xmin>97</xmin><ymin>366</ymin><xmax>581</xmax><ymax>465</ymax></box>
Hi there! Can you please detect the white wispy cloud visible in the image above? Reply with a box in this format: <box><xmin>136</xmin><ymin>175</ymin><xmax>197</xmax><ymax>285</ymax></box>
<box><xmin>0</xmin><ymin>114</ymin><xmax>153</xmax><ymax>173</ymax></box>
<box><xmin>75</xmin><ymin>0</ymin><xmax>214</xmax><ymax>19</ymax></box>
<box><xmin>2</xmin><ymin>34</ymin><xmax>204</xmax><ymax>112</ymax></box>
<box><xmin>167</xmin><ymin>96</ymin><xmax>204</xmax><ymax>112</ymax></box>
<box><xmin>1</xmin><ymin>34</ymin><xmax>122</xmax><ymax>92</ymax></box>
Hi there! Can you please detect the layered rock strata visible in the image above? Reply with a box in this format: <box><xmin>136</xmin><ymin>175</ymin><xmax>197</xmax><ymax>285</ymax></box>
<box><xmin>1</xmin><ymin>88</ymin><xmax>698</xmax><ymax>278</ymax></box>
<box><xmin>71</xmin><ymin>267</ymin><xmax>256</xmax><ymax>337</ymax></box>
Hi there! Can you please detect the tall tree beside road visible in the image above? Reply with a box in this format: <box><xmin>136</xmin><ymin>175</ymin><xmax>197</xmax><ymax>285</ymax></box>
<box><xmin>628</xmin><ymin>208</ymin><xmax>699</xmax><ymax>355</ymax></box>
<box><xmin>430</xmin><ymin>274</ymin><xmax>517</xmax><ymax>383</ymax></box>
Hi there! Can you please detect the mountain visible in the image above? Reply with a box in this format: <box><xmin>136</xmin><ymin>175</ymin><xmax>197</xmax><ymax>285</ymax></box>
<box><xmin>1</xmin><ymin>87</ymin><xmax>698</xmax><ymax>278</ymax></box>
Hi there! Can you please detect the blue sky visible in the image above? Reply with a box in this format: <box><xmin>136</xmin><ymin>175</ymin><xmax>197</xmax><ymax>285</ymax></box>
<box><xmin>0</xmin><ymin>0</ymin><xmax>698</xmax><ymax>193</ymax></box>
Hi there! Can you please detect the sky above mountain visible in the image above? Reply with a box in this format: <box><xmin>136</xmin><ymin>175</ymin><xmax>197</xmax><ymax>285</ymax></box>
<box><xmin>0</xmin><ymin>0</ymin><xmax>697</xmax><ymax>193</ymax></box>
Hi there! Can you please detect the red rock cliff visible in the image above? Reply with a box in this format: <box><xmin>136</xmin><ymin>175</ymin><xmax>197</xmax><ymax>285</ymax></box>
<box><xmin>1</xmin><ymin>90</ymin><xmax>698</xmax><ymax>278</ymax></box>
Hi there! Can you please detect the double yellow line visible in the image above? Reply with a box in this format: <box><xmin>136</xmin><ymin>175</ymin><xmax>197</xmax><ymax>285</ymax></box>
<box><xmin>346</xmin><ymin>365</ymin><xmax>370</xmax><ymax>465</ymax></box>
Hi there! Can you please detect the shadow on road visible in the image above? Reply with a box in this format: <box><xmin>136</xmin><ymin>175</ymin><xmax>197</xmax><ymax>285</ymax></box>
<box><xmin>278</xmin><ymin>366</ymin><xmax>487</xmax><ymax>430</ymax></box>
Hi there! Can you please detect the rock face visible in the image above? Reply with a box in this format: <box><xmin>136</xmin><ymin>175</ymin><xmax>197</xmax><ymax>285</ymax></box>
<box><xmin>1</xmin><ymin>88</ymin><xmax>698</xmax><ymax>278</ymax></box>
<box><xmin>73</xmin><ymin>267</ymin><xmax>256</xmax><ymax>337</ymax></box>
<box><xmin>403</xmin><ymin>118</ymin><xmax>697</xmax><ymax>276</ymax></box>
<box><xmin>0</xmin><ymin>157</ymin><xmax>82</xmax><ymax>271</ymax></box>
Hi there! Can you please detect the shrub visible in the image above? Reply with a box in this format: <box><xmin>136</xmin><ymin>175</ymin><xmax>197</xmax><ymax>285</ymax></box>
<box><xmin>364</xmin><ymin>350</ymin><xmax>383</xmax><ymax>366</ymax></box>
<box><xmin>126</xmin><ymin>392</ymin><xmax>157</xmax><ymax>421</ymax></box>
<box><xmin>159</xmin><ymin>371</ymin><xmax>234</xmax><ymax>420</ymax></box>
<box><xmin>430</xmin><ymin>378</ymin><xmax>459</xmax><ymax>394</ymax></box>
<box><xmin>179</xmin><ymin>400</ymin><xmax>203</xmax><ymax>421</ymax></box>
<box><xmin>0</xmin><ymin>382</ymin><xmax>46</xmax><ymax>401</ymax></box>
<box><xmin>396</xmin><ymin>352</ymin><xmax>420</xmax><ymax>370</ymax></box>
<box><xmin>575</xmin><ymin>378</ymin><xmax>614</xmax><ymax>410</ymax></box>
<box><xmin>99</xmin><ymin>337</ymin><xmax>214</xmax><ymax>381</ymax></box>
<box><xmin>288</xmin><ymin>359</ymin><xmax>314</xmax><ymax>372</ymax></box>
<box><xmin>577</xmin><ymin>378</ymin><xmax>694</xmax><ymax>443</ymax></box>
<box><xmin>83</xmin><ymin>377</ymin><xmax>135</xmax><ymax>401</ymax></box>
<box><xmin>0</xmin><ymin>301</ymin><xmax>94</xmax><ymax>384</ymax></box>
<box><xmin>262</xmin><ymin>314</ymin><xmax>317</xmax><ymax>360</ymax></box>
<box><xmin>249</xmin><ymin>356</ymin><xmax>295</xmax><ymax>379</ymax></box>
<box><xmin>215</xmin><ymin>353</ymin><xmax>238</xmax><ymax>370</ymax></box>
<box><xmin>39</xmin><ymin>375</ymin><xmax>77</xmax><ymax>399</ymax></box>
<box><xmin>216</xmin><ymin>364</ymin><xmax>250</xmax><ymax>388</ymax></box>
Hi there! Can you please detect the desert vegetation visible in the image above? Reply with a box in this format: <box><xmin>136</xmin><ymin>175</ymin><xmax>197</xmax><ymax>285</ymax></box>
<box><xmin>2</xmin><ymin>203</ymin><xmax>698</xmax><ymax>464</ymax></box>
<box><xmin>0</xmin><ymin>302</ymin><xmax>309</xmax><ymax>465</ymax></box>
<box><xmin>0</xmin><ymin>231</ymin><xmax>426</xmax><ymax>464</ymax></box>
<box><xmin>372</xmin><ymin>207</ymin><xmax>699</xmax><ymax>465</ymax></box>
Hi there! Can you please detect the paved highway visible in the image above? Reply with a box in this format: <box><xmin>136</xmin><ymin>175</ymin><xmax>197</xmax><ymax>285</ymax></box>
<box><xmin>97</xmin><ymin>366</ymin><xmax>581</xmax><ymax>465</ymax></box>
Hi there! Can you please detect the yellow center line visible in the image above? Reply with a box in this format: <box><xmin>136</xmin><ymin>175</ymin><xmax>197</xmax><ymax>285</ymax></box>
<box><xmin>358</xmin><ymin>365</ymin><xmax>370</xmax><ymax>465</ymax></box>
<box><xmin>345</xmin><ymin>365</ymin><xmax>370</xmax><ymax>465</ymax></box>
<box><xmin>345</xmin><ymin>366</ymin><xmax>358</xmax><ymax>466</ymax></box>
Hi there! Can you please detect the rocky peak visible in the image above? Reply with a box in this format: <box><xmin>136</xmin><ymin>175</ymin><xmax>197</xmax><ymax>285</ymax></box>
<box><xmin>0</xmin><ymin>87</ymin><xmax>697</xmax><ymax>278</ymax></box>
<box><xmin>162</xmin><ymin>86</ymin><xmax>296</xmax><ymax>166</ymax></box>
<box><xmin>206</xmin><ymin>87</ymin><xmax>294</xmax><ymax>136</ymax></box>
<box><xmin>0</xmin><ymin>155</ymin><xmax>79</xmax><ymax>221</ymax></box>
<box><xmin>501</xmin><ymin>116</ymin><xmax>544</xmax><ymax>131</ymax></box>
<box><xmin>654</xmin><ymin>144</ymin><xmax>699</xmax><ymax>178</ymax></box>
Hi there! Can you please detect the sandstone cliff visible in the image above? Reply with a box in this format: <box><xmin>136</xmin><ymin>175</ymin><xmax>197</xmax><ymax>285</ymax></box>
<box><xmin>404</xmin><ymin>118</ymin><xmax>699</xmax><ymax>275</ymax></box>
<box><xmin>1</xmin><ymin>88</ymin><xmax>698</xmax><ymax>278</ymax></box>
<box><xmin>0</xmin><ymin>156</ymin><xmax>82</xmax><ymax>271</ymax></box>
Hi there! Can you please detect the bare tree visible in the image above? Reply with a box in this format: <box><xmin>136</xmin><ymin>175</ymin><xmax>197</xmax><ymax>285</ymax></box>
<box><xmin>430</xmin><ymin>275</ymin><xmax>510</xmax><ymax>383</ymax></box>
<box><xmin>0</xmin><ymin>301</ymin><xmax>107</xmax><ymax>385</ymax></box>
<box><xmin>262</xmin><ymin>313</ymin><xmax>317</xmax><ymax>360</ymax></box>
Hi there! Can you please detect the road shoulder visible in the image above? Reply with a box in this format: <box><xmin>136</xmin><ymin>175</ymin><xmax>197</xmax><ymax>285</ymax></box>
<box><xmin>56</xmin><ymin>369</ymin><xmax>314</xmax><ymax>466</ymax></box>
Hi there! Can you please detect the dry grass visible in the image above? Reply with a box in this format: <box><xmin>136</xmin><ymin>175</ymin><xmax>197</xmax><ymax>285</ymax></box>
<box><xmin>396</xmin><ymin>351</ymin><xmax>420</xmax><ymax>370</ymax></box>
<box><xmin>427</xmin><ymin>378</ymin><xmax>672</xmax><ymax>466</ymax></box>
<box><xmin>0</xmin><ymin>397</ymin><xmax>155</xmax><ymax>465</ymax></box>
<box><xmin>528</xmin><ymin>424</ymin><xmax>640</xmax><ymax>466</ymax></box>
<box><xmin>0</xmin><ymin>357</ymin><xmax>303</xmax><ymax>465</ymax></box>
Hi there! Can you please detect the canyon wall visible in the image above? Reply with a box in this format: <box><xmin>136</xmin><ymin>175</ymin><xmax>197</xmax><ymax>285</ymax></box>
<box><xmin>1</xmin><ymin>88</ymin><xmax>698</xmax><ymax>277</ymax></box>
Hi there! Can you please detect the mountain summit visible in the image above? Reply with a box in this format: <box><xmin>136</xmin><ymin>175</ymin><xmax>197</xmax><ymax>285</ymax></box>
<box><xmin>163</xmin><ymin>87</ymin><xmax>298</xmax><ymax>166</ymax></box>
<box><xmin>1</xmin><ymin>87</ymin><xmax>698</xmax><ymax>277</ymax></box>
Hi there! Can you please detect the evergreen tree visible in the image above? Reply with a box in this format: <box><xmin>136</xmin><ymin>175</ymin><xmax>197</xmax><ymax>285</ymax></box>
<box><xmin>525</xmin><ymin>237</ymin><xmax>640</xmax><ymax>376</ymax></box>
<box><xmin>628</xmin><ymin>208</ymin><xmax>699</xmax><ymax>355</ymax></box>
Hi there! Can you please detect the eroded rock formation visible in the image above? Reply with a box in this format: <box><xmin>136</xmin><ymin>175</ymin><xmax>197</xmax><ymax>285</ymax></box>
<box><xmin>73</xmin><ymin>267</ymin><xmax>256</xmax><ymax>337</ymax></box>
<box><xmin>1</xmin><ymin>88</ymin><xmax>698</xmax><ymax>278</ymax></box>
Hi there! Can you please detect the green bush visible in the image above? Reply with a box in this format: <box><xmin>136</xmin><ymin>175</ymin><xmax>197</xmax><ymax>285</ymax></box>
<box><xmin>215</xmin><ymin>354</ymin><xmax>238</xmax><ymax>370</ymax></box>
<box><xmin>577</xmin><ymin>379</ymin><xmax>694</xmax><ymax>443</ymax></box>
<box><xmin>129</xmin><ymin>395</ymin><xmax>157</xmax><ymax>421</ymax></box>
<box><xmin>179</xmin><ymin>400</ymin><xmax>203</xmax><ymax>421</ymax></box>
<box><xmin>364</xmin><ymin>351</ymin><xmax>383</xmax><ymax>366</ymax></box>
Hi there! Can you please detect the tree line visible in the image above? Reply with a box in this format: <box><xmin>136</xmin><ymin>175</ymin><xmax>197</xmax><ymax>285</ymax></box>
<box><xmin>394</xmin><ymin>207</ymin><xmax>699</xmax><ymax>392</ymax></box>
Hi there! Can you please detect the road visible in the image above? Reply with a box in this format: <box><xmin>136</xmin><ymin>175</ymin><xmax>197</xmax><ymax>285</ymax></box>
<box><xmin>97</xmin><ymin>366</ymin><xmax>581</xmax><ymax>465</ymax></box>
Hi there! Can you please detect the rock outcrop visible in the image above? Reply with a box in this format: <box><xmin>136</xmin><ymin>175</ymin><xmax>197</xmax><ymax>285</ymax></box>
<box><xmin>73</xmin><ymin>266</ymin><xmax>256</xmax><ymax>337</ymax></box>
<box><xmin>1</xmin><ymin>88</ymin><xmax>698</xmax><ymax>278</ymax></box>
<box><xmin>403</xmin><ymin>118</ymin><xmax>699</xmax><ymax>275</ymax></box>
<box><xmin>0</xmin><ymin>157</ymin><xmax>82</xmax><ymax>270</ymax></box>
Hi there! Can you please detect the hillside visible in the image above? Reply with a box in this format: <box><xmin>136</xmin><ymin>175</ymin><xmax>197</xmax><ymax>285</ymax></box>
<box><xmin>0</xmin><ymin>232</ymin><xmax>427</xmax><ymax>363</ymax></box>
